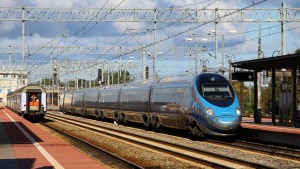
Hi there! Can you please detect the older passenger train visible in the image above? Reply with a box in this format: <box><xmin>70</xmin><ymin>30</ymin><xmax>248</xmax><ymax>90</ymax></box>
<box><xmin>60</xmin><ymin>73</ymin><xmax>241</xmax><ymax>137</ymax></box>
<box><xmin>7</xmin><ymin>85</ymin><xmax>47</xmax><ymax>121</ymax></box>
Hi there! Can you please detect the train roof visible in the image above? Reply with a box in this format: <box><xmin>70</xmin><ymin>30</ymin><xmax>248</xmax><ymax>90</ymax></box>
<box><xmin>7</xmin><ymin>85</ymin><xmax>46</xmax><ymax>96</ymax></box>
<box><xmin>61</xmin><ymin>73</ymin><xmax>222</xmax><ymax>93</ymax></box>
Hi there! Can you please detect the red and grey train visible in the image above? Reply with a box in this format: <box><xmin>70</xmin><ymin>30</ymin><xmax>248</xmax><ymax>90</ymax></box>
<box><xmin>7</xmin><ymin>85</ymin><xmax>47</xmax><ymax>121</ymax></box>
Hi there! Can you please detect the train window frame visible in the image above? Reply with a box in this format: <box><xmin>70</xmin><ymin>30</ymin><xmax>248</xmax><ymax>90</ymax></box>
<box><xmin>151</xmin><ymin>86</ymin><xmax>189</xmax><ymax>106</ymax></box>
<box><xmin>202</xmin><ymin>83</ymin><xmax>233</xmax><ymax>100</ymax></box>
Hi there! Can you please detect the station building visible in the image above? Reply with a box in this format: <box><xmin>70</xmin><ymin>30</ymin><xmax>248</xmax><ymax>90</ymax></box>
<box><xmin>0</xmin><ymin>69</ymin><xmax>28</xmax><ymax>106</ymax></box>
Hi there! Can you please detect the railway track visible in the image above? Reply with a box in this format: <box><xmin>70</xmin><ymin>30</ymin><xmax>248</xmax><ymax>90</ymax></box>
<box><xmin>206</xmin><ymin>139</ymin><xmax>300</xmax><ymax>162</ymax></box>
<box><xmin>40</xmin><ymin>117</ymin><xmax>144</xmax><ymax>169</ymax></box>
<box><xmin>45</xmin><ymin>112</ymin><xmax>274</xmax><ymax>169</ymax></box>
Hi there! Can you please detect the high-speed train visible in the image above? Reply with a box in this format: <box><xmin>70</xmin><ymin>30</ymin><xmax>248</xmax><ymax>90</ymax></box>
<box><xmin>60</xmin><ymin>73</ymin><xmax>241</xmax><ymax>137</ymax></box>
<box><xmin>7</xmin><ymin>85</ymin><xmax>47</xmax><ymax>121</ymax></box>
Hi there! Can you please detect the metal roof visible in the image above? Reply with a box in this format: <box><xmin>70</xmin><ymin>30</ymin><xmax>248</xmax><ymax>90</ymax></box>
<box><xmin>231</xmin><ymin>53</ymin><xmax>300</xmax><ymax>71</ymax></box>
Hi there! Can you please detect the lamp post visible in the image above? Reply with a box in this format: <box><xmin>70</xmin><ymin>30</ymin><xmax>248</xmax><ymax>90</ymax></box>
<box><xmin>225</xmin><ymin>54</ymin><xmax>235</xmax><ymax>82</ymax></box>
<box><xmin>185</xmin><ymin>37</ymin><xmax>208</xmax><ymax>74</ymax></box>
<box><xmin>209</xmin><ymin>30</ymin><xmax>236</xmax><ymax>75</ymax></box>
<box><xmin>146</xmin><ymin>51</ymin><xmax>163</xmax><ymax>79</ymax></box>
<box><xmin>129</xmin><ymin>56</ymin><xmax>137</xmax><ymax>80</ymax></box>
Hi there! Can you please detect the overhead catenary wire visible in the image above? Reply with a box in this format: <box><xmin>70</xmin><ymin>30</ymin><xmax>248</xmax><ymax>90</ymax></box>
<box><xmin>58</xmin><ymin>0</ymin><xmax>268</xmax><ymax>77</ymax></box>
<box><xmin>91</xmin><ymin>0</ymin><xmax>268</xmax><ymax>62</ymax></box>
<box><xmin>76</xmin><ymin>0</ymin><xmax>219</xmax><ymax>61</ymax></box>
<box><xmin>30</xmin><ymin>0</ymin><xmax>124</xmax><ymax>70</ymax></box>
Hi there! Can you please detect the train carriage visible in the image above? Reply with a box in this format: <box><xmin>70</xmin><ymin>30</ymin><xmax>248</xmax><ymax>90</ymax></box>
<box><xmin>149</xmin><ymin>78</ymin><xmax>193</xmax><ymax>130</ymax></box>
<box><xmin>7</xmin><ymin>85</ymin><xmax>47</xmax><ymax>121</ymax></box>
<box><xmin>60</xmin><ymin>73</ymin><xmax>241</xmax><ymax>138</ymax></box>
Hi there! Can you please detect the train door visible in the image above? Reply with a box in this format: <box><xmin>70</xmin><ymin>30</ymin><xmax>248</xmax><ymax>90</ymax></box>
<box><xmin>27</xmin><ymin>92</ymin><xmax>41</xmax><ymax>112</ymax></box>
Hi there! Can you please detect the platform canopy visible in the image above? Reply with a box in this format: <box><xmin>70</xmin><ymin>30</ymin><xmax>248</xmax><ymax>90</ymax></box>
<box><xmin>231</xmin><ymin>53</ymin><xmax>300</xmax><ymax>71</ymax></box>
<box><xmin>231</xmin><ymin>53</ymin><xmax>300</xmax><ymax>127</ymax></box>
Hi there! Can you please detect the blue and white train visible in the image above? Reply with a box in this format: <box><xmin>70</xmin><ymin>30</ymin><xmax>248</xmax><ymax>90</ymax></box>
<box><xmin>60</xmin><ymin>73</ymin><xmax>241</xmax><ymax>137</ymax></box>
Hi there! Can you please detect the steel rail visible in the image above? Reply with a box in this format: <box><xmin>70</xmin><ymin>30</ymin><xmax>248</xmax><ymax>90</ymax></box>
<box><xmin>46</xmin><ymin>113</ymin><xmax>273</xmax><ymax>169</ymax></box>
<box><xmin>40</xmin><ymin>118</ymin><xmax>144</xmax><ymax>169</ymax></box>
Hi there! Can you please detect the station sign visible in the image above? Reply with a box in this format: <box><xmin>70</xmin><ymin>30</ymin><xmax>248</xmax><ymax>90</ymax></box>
<box><xmin>231</xmin><ymin>72</ymin><xmax>254</xmax><ymax>81</ymax></box>
<box><xmin>266</xmin><ymin>71</ymin><xmax>292</xmax><ymax>77</ymax></box>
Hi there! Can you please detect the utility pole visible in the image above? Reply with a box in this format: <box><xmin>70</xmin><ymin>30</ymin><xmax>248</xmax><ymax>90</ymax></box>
<box><xmin>142</xmin><ymin>44</ymin><xmax>146</xmax><ymax>80</ymax></box>
<box><xmin>22</xmin><ymin>8</ymin><xmax>25</xmax><ymax>60</ymax></box>
<box><xmin>195</xmin><ymin>43</ymin><xmax>198</xmax><ymax>74</ymax></box>
<box><xmin>200</xmin><ymin>59</ymin><xmax>208</xmax><ymax>72</ymax></box>
<box><xmin>107</xmin><ymin>63</ymin><xmax>110</xmax><ymax>86</ymax></box>
<box><xmin>257</xmin><ymin>24</ymin><xmax>261</xmax><ymax>109</ymax></box>
<box><xmin>221</xmin><ymin>34</ymin><xmax>225</xmax><ymax>75</ymax></box>
<box><xmin>281</xmin><ymin>2</ymin><xmax>286</xmax><ymax>56</ymax></box>
<box><xmin>153</xmin><ymin>8</ymin><xmax>157</xmax><ymax>79</ymax></box>
<box><xmin>214</xmin><ymin>8</ymin><xmax>218</xmax><ymax>60</ymax></box>
<box><xmin>189</xmin><ymin>47</ymin><xmax>192</xmax><ymax>74</ymax></box>
<box><xmin>257</xmin><ymin>24</ymin><xmax>262</xmax><ymax>120</ymax></box>
<box><xmin>51</xmin><ymin>54</ymin><xmax>54</xmax><ymax>107</ymax></box>
<box><xmin>228</xmin><ymin>56</ymin><xmax>232</xmax><ymax>82</ymax></box>
<box><xmin>118</xmin><ymin>47</ymin><xmax>121</xmax><ymax>84</ymax></box>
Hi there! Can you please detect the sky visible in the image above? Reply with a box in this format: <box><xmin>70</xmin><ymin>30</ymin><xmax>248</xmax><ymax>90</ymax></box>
<box><xmin>0</xmin><ymin>0</ymin><xmax>299</xmax><ymax>81</ymax></box>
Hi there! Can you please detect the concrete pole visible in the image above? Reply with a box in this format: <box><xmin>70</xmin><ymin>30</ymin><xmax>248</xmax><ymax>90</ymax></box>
<box><xmin>111</xmin><ymin>68</ymin><xmax>114</xmax><ymax>84</ymax></box>
<box><xmin>51</xmin><ymin>55</ymin><xmax>54</xmax><ymax>107</ymax></box>
<box><xmin>107</xmin><ymin>64</ymin><xmax>110</xmax><ymax>86</ymax></box>
<box><xmin>153</xmin><ymin>8</ymin><xmax>157</xmax><ymax>79</ymax></box>
<box><xmin>22</xmin><ymin>8</ymin><xmax>25</xmax><ymax>60</ymax></box>
<box><xmin>76</xmin><ymin>75</ymin><xmax>78</xmax><ymax>90</ymax></box>
<box><xmin>222</xmin><ymin>34</ymin><xmax>225</xmax><ymax>75</ymax></box>
<box><xmin>257</xmin><ymin>24</ymin><xmax>262</xmax><ymax>110</ymax></box>
<box><xmin>142</xmin><ymin>44</ymin><xmax>146</xmax><ymax>80</ymax></box>
<box><xmin>195</xmin><ymin>43</ymin><xmax>198</xmax><ymax>74</ymax></box>
<box><xmin>281</xmin><ymin>2</ymin><xmax>286</xmax><ymax>56</ymax></box>
<box><xmin>228</xmin><ymin>58</ymin><xmax>232</xmax><ymax>82</ymax></box>
<box><xmin>215</xmin><ymin>8</ymin><xmax>218</xmax><ymax>60</ymax></box>
<box><xmin>118</xmin><ymin>46</ymin><xmax>121</xmax><ymax>84</ymax></box>
<box><xmin>189</xmin><ymin>47</ymin><xmax>192</xmax><ymax>74</ymax></box>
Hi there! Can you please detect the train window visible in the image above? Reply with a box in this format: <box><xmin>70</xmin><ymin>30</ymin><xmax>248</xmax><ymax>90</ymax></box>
<box><xmin>202</xmin><ymin>83</ymin><xmax>233</xmax><ymax>100</ymax></box>
<box><xmin>28</xmin><ymin>93</ymin><xmax>40</xmax><ymax>107</ymax></box>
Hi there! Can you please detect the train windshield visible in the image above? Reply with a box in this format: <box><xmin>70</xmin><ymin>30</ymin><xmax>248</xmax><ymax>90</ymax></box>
<box><xmin>195</xmin><ymin>73</ymin><xmax>235</xmax><ymax>107</ymax></box>
<box><xmin>202</xmin><ymin>83</ymin><xmax>233</xmax><ymax>100</ymax></box>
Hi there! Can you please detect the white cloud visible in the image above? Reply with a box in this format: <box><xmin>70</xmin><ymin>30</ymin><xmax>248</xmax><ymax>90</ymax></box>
<box><xmin>0</xmin><ymin>0</ymin><xmax>18</xmax><ymax>7</ymax></box>
<box><xmin>27</xmin><ymin>0</ymin><xmax>76</xmax><ymax>8</ymax></box>
<box><xmin>111</xmin><ymin>0</ymin><xmax>157</xmax><ymax>9</ymax></box>
<box><xmin>0</xmin><ymin>22</ymin><xmax>19</xmax><ymax>34</ymax></box>
<box><xmin>0</xmin><ymin>0</ymin><xmax>299</xmax><ymax>77</ymax></box>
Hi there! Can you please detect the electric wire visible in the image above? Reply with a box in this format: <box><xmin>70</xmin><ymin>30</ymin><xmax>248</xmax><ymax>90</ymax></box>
<box><xmin>58</xmin><ymin>0</ymin><xmax>268</xmax><ymax>78</ymax></box>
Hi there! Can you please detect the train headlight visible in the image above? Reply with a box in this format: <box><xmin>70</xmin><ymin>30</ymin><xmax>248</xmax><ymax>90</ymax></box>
<box><xmin>236</xmin><ymin>108</ymin><xmax>241</xmax><ymax>116</ymax></box>
<box><xmin>206</xmin><ymin>108</ymin><xmax>214</xmax><ymax>116</ymax></box>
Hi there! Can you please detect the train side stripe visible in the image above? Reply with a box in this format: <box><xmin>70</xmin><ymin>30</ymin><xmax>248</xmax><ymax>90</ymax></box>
<box><xmin>3</xmin><ymin>110</ymin><xmax>64</xmax><ymax>169</ymax></box>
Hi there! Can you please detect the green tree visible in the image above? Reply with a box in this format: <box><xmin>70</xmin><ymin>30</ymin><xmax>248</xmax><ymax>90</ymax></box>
<box><xmin>231</xmin><ymin>81</ymin><xmax>253</xmax><ymax>116</ymax></box>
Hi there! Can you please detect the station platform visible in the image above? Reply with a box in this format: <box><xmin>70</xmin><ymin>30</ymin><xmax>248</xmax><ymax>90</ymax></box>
<box><xmin>0</xmin><ymin>107</ymin><xmax>106</xmax><ymax>169</ymax></box>
<box><xmin>241</xmin><ymin>117</ymin><xmax>300</xmax><ymax>148</ymax></box>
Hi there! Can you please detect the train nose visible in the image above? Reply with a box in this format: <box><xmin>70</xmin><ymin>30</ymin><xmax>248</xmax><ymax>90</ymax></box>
<box><xmin>212</xmin><ymin>116</ymin><xmax>241</xmax><ymax>131</ymax></box>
